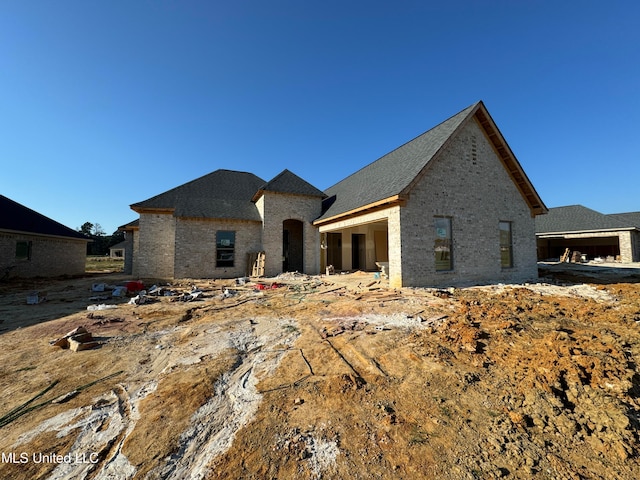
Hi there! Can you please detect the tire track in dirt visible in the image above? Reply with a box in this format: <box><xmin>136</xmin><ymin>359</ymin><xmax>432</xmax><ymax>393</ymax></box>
<box><xmin>13</xmin><ymin>381</ymin><xmax>158</xmax><ymax>480</ymax></box>
<box><xmin>9</xmin><ymin>317</ymin><xmax>298</xmax><ymax>480</ymax></box>
<box><xmin>153</xmin><ymin>318</ymin><xmax>300</xmax><ymax>480</ymax></box>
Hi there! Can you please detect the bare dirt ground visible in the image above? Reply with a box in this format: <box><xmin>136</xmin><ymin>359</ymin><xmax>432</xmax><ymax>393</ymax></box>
<box><xmin>1</xmin><ymin>264</ymin><xmax>640</xmax><ymax>479</ymax></box>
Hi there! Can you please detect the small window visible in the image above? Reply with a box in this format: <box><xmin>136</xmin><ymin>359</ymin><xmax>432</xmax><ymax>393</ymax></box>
<box><xmin>434</xmin><ymin>217</ymin><xmax>453</xmax><ymax>271</ymax></box>
<box><xmin>16</xmin><ymin>241</ymin><xmax>32</xmax><ymax>261</ymax></box>
<box><xmin>500</xmin><ymin>221</ymin><xmax>513</xmax><ymax>268</ymax></box>
<box><xmin>216</xmin><ymin>231</ymin><xmax>235</xmax><ymax>267</ymax></box>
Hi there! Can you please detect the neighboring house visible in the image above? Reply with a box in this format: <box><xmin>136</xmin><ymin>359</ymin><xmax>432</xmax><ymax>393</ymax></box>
<box><xmin>0</xmin><ymin>194</ymin><xmax>90</xmax><ymax>278</ymax></box>
<box><xmin>118</xmin><ymin>219</ymin><xmax>138</xmax><ymax>275</ymax></box>
<box><xmin>536</xmin><ymin>205</ymin><xmax>640</xmax><ymax>262</ymax></box>
<box><xmin>109</xmin><ymin>241</ymin><xmax>126</xmax><ymax>259</ymax></box>
<box><xmin>128</xmin><ymin>101</ymin><xmax>547</xmax><ymax>287</ymax></box>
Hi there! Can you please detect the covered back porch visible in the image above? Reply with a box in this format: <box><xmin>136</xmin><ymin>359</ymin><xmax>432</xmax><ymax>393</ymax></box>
<box><xmin>319</xmin><ymin>219</ymin><xmax>389</xmax><ymax>277</ymax></box>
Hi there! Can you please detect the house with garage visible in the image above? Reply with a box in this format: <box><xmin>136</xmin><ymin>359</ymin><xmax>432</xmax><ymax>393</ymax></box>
<box><xmin>536</xmin><ymin>205</ymin><xmax>640</xmax><ymax>262</ymax></box>
<box><xmin>0</xmin><ymin>194</ymin><xmax>90</xmax><ymax>278</ymax></box>
<box><xmin>128</xmin><ymin>101</ymin><xmax>547</xmax><ymax>287</ymax></box>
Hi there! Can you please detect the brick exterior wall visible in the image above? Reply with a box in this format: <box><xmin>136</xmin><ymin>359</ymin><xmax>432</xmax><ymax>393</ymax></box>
<box><xmin>131</xmin><ymin>229</ymin><xmax>140</xmax><ymax>276</ymax></box>
<box><xmin>133</xmin><ymin>194</ymin><xmax>322</xmax><ymax>280</ymax></box>
<box><xmin>174</xmin><ymin>218</ymin><xmax>262</xmax><ymax>278</ymax></box>
<box><xmin>394</xmin><ymin>118</ymin><xmax>538</xmax><ymax>287</ymax></box>
<box><xmin>136</xmin><ymin>213</ymin><xmax>176</xmax><ymax>279</ymax></box>
<box><xmin>619</xmin><ymin>232</ymin><xmax>633</xmax><ymax>262</ymax></box>
<box><xmin>632</xmin><ymin>231</ymin><xmax>640</xmax><ymax>262</ymax></box>
<box><xmin>0</xmin><ymin>232</ymin><xmax>87</xmax><ymax>277</ymax></box>
<box><xmin>123</xmin><ymin>230</ymin><xmax>135</xmax><ymax>275</ymax></box>
<box><xmin>256</xmin><ymin>192</ymin><xmax>322</xmax><ymax>277</ymax></box>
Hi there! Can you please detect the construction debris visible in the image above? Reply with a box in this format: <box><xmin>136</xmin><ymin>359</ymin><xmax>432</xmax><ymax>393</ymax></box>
<box><xmin>26</xmin><ymin>291</ymin><xmax>46</xmax><ymax>305</ymax></box>
<box><xmin>175</xmin><ymin>289</ymin><xmax>204</xmax><ymax>302</ymax></box>
<box><xmin>248</xmin><ymin>251</ymin><xmax>265</xmax><ymax>277</ymax></box>
<box><xmin>50</xmin><ymin>326</ymin><xmax>101</xmax><ymax>351</ymax></box>
<box><xmin>126</xmin><ymin>280</ymin><xmax>145</xmax><ymax>293</ymax></box>
<box><xmin>129</xmin><ymin>292</ymin><xmax>149</xmax><ymax>305</ymax></box>
<box><xmin>87</xmin><ymin>304</ymin><xmax>118</xmax><ymax>311</ymax></box>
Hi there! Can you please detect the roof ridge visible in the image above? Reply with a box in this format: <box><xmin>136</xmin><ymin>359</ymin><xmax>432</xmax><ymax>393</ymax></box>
<box><xmin>256</xmin><ymin>169</ymin><xmax>325</xmax><ymax>200</ymax></box>
<box><xmin>131</xmin><ymin>169</ymin><xmax>265</xmax><ymax>207</ymax></box>
<box><xmin>323</xmin><ymin>102</ymin><xmax>479</xmax><ymax>192</ymax></box>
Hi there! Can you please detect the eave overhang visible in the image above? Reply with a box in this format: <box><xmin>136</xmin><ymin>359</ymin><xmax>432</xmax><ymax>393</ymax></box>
<box><xmin>0</xmin><ymin>228</ymin><xmax>91</xmax><ymax>243</ymax></box>
<box><xmin>473</xmin><ymin>104</ymin><xmax>548</xmax><ymax>217</ymax></box>
<box><xmin>537</xmin><ymin>227</ymin><xmax>639</xmax><ymax>238</ymax></box>
<box><xmin>130</xmin><ymin>206</ymin><xmax>175</xmax><ymax>215</ymax></box>
<box><xmin>313</xmin><ymin>194</ymin><xmax>407</xmax><ymax>227</ymax></box>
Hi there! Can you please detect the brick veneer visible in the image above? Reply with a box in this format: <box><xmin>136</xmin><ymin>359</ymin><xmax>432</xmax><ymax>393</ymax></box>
<box><xmin>256</xmin><ymin>192</ymin><xmax>323</xmax><ymax>277</ymax></box>
<box><xmin>0</xmin><ymin>233</ymin><xmax>86</xmax><ymax>277</ymax></box>
<box><xmin>393</xmin><ymin>118</ymin><xmax>538</xmax><ymax>287</ymax></box>
<box><xmin>174</xmin><ymin>218</ymin><xmax>262</xmax><ymax>278</ymax></box>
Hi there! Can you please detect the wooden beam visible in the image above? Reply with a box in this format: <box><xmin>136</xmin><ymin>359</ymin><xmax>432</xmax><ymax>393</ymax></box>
<box><xmin>313</xmin><ymin>195</ymin><xmax>407</xmax><ymax>226</ymax></box>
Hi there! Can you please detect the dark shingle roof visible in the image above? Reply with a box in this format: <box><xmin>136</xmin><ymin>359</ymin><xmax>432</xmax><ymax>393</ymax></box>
<box><xmin>118</xmin><ymin>218</ymin><xmax>139</xmax><ymax>230</ymax></box>
<box><xmin>535</xmin><ymin>205</ymin><xmax>633</xmax><ymax>233</ymax></box>
<box><xmin>0</xmin><ymin>194</ymin><xmax>88</xmax><ymax>240</ymax></box>
<box><xmin>316</xmin><ymin>102</ymin><xmax>478</xmax><ymax>221</ymax></box>
<box><xmin>608</xmin><ymin>212</ymin><xmax>640</xmax><ymax>229</ymax></box>
<box><xmin>253</xmin><ymin>169</ymin><xmax>325</xmax><ymax>201</ymax></box>
<box><xmin>131</xmin><ymin>170</ymin><xmax>265</xmax><ymax>221</ymax></box>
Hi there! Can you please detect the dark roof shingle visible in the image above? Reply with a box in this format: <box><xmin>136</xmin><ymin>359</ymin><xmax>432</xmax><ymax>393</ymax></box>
<box><xmin>0</xmin><ymin>195</ymin><xmax>88</xmax><ymax>240</ymax></box>
<box><xmin>317</xmin><ymin>102</ymin><xmax>478</xmax><ymax>221</ymax></box>
<box><xmin>608</xmin><ymin>212</ymin><xmax>640</xmax><ymax>229</ymax></box>
<box><xmin>254</xmin><ymin>169</ymin><xmax>325</xmax><ymax>200</ymax></box>
<box><xmin>535</xmin><ymin>205</ymin><xmax>634</xmax><ymax>233</ymax></box>
<box><xmin>131</xmin><ymin>170</ymin><xmax>265</xmax><ymax>221</ymax></box>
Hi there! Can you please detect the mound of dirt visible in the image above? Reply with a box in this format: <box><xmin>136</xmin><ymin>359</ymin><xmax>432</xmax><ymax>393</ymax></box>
<box><xmin>1</xmin><ymin>268</ymin><xmax>639</xmax><ymax>479</ymax></box>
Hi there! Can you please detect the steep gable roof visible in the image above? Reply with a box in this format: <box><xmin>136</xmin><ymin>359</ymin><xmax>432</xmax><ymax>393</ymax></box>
<box><xmin>0</xmin><ymin>195</ymin><xmax>88</xmax><ymax>240</ymax></box>
<box><xmin>131</xmin><ymin>169</ymin><xmax>265</xmax><ymax>221</ymax></box>
<box><xmin>535</xmin><ymin>205</ymin><xmax>633</xmax><ymax>233</ymax></box>
<box><xmin>315</xmin><ymin>101</ymin><xmax>546</xmax><ymax>224</ymax></box>
<box><xmin>252</xmin><ymin>169</ymin><xmax>326</xmax><ymax>202</ymax></box>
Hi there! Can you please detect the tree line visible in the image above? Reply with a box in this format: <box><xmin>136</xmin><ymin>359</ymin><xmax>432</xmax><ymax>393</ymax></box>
<box><xmin>78</xmin><ymin>222</ymin><xmax>125</xmax><ymax>256</ymax></box>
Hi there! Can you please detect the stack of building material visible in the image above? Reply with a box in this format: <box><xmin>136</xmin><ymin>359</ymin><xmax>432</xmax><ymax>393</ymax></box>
<box><xmin>50</xmin><ymin>326</ymin><xmax>101</xmax><ymax>351</ymax></box>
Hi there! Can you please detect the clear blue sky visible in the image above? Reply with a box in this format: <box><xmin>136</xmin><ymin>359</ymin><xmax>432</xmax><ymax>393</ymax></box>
<box><xmin>1</xmin><ymin>1</ymin><xmax>638</xmax><ymax>235</ymax></box>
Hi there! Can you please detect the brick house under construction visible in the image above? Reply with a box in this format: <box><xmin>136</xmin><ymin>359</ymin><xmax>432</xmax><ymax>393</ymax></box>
<box><xmin>124</xmin><ymin>101</ymin><xmax>547</xmax><ymax>288</ymax></box>
<box><xmin>0</xmin><ymin>195</ymin><xmax>90</xmax><ymax>278</ymax></box>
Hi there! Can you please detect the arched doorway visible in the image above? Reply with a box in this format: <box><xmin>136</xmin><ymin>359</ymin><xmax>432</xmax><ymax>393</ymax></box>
<box><xmin>283</xmin><ymin>219</ymin><xmax>304</xmax><ymax>272</ymax></box>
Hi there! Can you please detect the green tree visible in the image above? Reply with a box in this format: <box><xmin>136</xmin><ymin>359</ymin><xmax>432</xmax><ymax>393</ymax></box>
<box><xmin>78</xmin><ymin>222</ymin><xmax>110</xmax><ymax>255</ymax></box>
<box><xmin>79</xmin><ymin>222</ymin><xmax>94</xmax><ymax>236</ymax></box>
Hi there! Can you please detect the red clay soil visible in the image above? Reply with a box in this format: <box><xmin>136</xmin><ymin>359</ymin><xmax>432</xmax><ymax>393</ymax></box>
<box><xmin>0</xmin><ymin>268</ymin><xmax>639</xmax><ymax>479</ymax></box>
